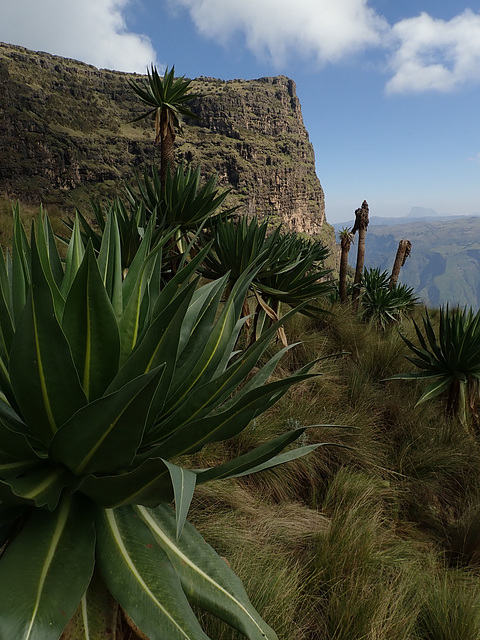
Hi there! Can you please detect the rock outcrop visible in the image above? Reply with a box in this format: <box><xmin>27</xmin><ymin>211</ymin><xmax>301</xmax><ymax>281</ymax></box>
<box><xmin>0</xmin><ymin>42</ymin><xmax>328</xmax><ymax>241</ymax></box>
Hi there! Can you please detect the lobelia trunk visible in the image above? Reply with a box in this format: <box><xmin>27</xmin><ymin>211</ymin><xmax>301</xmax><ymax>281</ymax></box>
<box><xmin>351</xmin><ymin>200</ymin><xmax>369</xmax><ymax>312</ymax></box>
<box><xmin>159</xmin><ymin>110</ymin><xmax>176</xmax><ymax>189</ymax></box>
<box><xmin>389</xmin><ymin>239</ymin><xmax>412</xmax><ymax>289</ymax></box>
<box><xmin>339</xmin><ymin>231</ymin><xmax>352</xmax><ymax>303</ymax></box>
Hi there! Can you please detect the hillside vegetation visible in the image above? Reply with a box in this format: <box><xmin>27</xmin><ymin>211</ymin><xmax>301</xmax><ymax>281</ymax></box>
<box><xmin>190</xmin><ymin>306</ymin><xmax>480</xmax><ymax>639</ymax></box>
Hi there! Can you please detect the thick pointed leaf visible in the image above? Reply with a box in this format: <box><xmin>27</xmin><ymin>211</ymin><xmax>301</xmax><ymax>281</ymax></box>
<box><xmin>0</xmin><ymin>278</ymin><xmax>14</xmax><ymax>361</ymax></box>
<box><xmin>62</xmin><ymin>245</ymin><xmax>120</xmax><ymax>401</ymax></box>
<box><xmin>106</xmin><ymin>282</ymin><xmax>196</xmax><ymax>405</ymax></box>
<box><xmin>138</xmin><ymin>504</ymin><xmax>278</xmax><ymax>640</ymax></box>
<box><xmin>79</xmin><ymin>458</ymin><xmax>173</xmax><ymax>508</ymax></box>
<box><xmin>166</xmin><ymin>271</ymin><xmax>254</xmax><ymax>411</ymax></box>
<box><xmin>96</xmin><ymin>506</ymin><xmax>211</xmax><ymax>640</ymax></box>
<box><xmin>9</xmin><ymin>239</ymin><xmax>87</xmax><ymax>444</ymax></box>
<box><xmin>164</xmin><ymin>460</ymin><xmax>197</xmax><ymax>540</ymax></box>
<box><xmin>155</xmin><ymin>374</ymin><xmax>315</xmax><ymax>459</ymax></box>
<box><xmin>224</xmin><ymin>443</ymin><xmax>329</xmax><ymax>478</ymax></box>
<box><xmin>195</xmin><ymin>427</ymin><xmax>311</xmax><ymax>483</ymax></box>
<box><xmin>41</xmin><ymin>212</ymin><xmax>64</xmax><ymax>288</ymax></box>
<box><xmin>0</xmin><ymin>459</ymin><xmax>75</xmax><ymax>510</ymax></box>
<box><xmin>416</xmin><ymin>376</ymin><xmax>454</xmax><ymax>405</ymax></box>
<box><xmin>35</xmin><ymin>213</ymin><xmax>64</xmax><ymax>320</ymax></box>
<box><xmin>118</xmin><ymin>222</ymin><xmax>159</xmax><ymax>361</ymax></box>
<box><xmin>0</xmin><ymin>414</ymin><xmax>41</xmax><ymax>460</ymax></box>
<box><xmin>0</xmin><ymin>495</ymin><xmax>95</xmax><ymax>640</ymax></box>
<box><xmin>151</xmin><ymin>340</ymin><xmax>298</xmax><ymax>442</ymax></box>
<box><xmin>97</xmin><ymin>212</ymin><xmax>123</xmax><ymax>318</ymax></box>
<box><xmin>61</xmin><ymin>215</ymin><xmax>85</xmax><ymax>297</ymax></box>
<box><xmin>49</xmin><ymin>367</ymin><xmax>164</xmax><ymax>476</ymax></box>
<box><xmin>11</xmin><ymin>206</ymin><xmax>31</xmax><ymax>323</ymax></box>
<box><xmin>0</xmin><ymin>503</ymin><xmax>30</xmax><ymax>546</ymax></box>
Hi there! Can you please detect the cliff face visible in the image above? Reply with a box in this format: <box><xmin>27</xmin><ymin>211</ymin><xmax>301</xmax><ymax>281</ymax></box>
<box><xmin>0</xmin><ymin>43</ymin><xmax>327</xmax><ymax>238</ymax></box>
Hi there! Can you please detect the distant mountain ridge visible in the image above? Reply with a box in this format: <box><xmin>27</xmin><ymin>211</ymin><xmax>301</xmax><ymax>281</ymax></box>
<box><xmin>333</xmin><ymin>208</ymin><xmax>480</xmax><ymax>229</ymax></box>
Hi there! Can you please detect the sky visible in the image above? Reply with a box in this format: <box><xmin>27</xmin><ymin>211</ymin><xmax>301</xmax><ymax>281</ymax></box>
<box><xmin>1</xmin><ymin>1</ymin><xmax>480</xmax><ymax>223</ymax></box>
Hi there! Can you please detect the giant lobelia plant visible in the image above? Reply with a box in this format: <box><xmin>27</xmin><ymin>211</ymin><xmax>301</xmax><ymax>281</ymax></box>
<box><xmin>0</xmin><ymin>208</ymin><xmax>329</xmax><ymax>640</ymax></box>
<box><xmin>391</xmin><ymin>305</ymin><xmax>480</xmax><ymax>430</ymax></box>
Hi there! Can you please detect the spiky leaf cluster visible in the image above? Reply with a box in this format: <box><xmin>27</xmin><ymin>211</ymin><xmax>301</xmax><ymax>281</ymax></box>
<box><xmin>360</xmin><ymin>267</ymin><xmax>418</xmax><ymax>329</ymax></box>
<box><xmin>0</xmin><ymin>207</ymin><xmax>329</xmax><ymax>640</ymax></box>
<box><xmin>201</xmin><ymin>216</ymin><xmax>333</xmax><ymax>323</ymax></box>
<box><xmin>392</xmin><ymin>306</ymin><xmax>480</xmax><ymax>425</ymax></box>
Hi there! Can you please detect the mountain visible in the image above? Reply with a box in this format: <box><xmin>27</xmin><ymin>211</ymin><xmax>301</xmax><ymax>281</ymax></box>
<box><xmin>406</xmin><ymin>206</ymin><xmax>438</xmax><ymax>218</ymax></box>
<box><xmin>333</xmin><ymin>210</ymin><xmax>480</xmax><ymax>229</ymax></box>
<box><xmin>341</xmin><ymin>216</ymin><xmax>480</xmax><ymax>309</ymax></box>
<box><xmin>0</xmin><ymin>42</ymin><xmax>334</xmax><ymax>254</ymax></box>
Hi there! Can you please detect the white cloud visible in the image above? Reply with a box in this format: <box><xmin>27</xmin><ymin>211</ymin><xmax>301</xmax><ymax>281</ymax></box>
<box><xmin>171</xmin><ymin>0</ymin><xmax>388</xmax><ymax>66</ymax></box>
<box><xmin>386</xmin><ymin>10</ymin><xmax>480</xmax><ymax>93</ymax></box>
<box><xmin>0</xmin><ymin>0</ymin><xmax>157</xmax><ymax>72</ymax></box>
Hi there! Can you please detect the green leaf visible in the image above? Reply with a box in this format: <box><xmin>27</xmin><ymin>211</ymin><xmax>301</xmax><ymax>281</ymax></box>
<box><xmin>156</xmin><ymin>374</ymin><xmax>315</xmax><ymax>459</ymax></box>
<box><xmin>78</xmin><ymin>457</ymin><xmax>173</xmax><ymax>508</ymax></box>
<box><xmin>0</xmin><ymin>459</ymin><xmax>75</xmax><ymax>509</ymax></box>
<box><xmin>62</xmin><ymin>244</ymin><xmax>120</xmax><ymax>401</ymax></box>
<box><xmin>163</xmin><ymin>460</ymin><xmax>197</xmax><ymax>540</ymax></box>
<box><xmin>416</xmin><ymin>376</ymin><xmax>454</xmax><ymax>405</ymax></box>
<box><xmin>61</xmin><ymin>214</ymin><xmax>85</xmax><ymax>297</ymax></box>
<box><xmin>49</xmin><ymin>366</ymin><xmax>164</xmax><ymax>476</ymax></box>
<box><xmin>97</xmin><ymin>212</ymin><xmax>123</xmax><ymax>319</ymax></box>
<box><xmin>41</xmin><ymin>212</ymin><xmax>64</xmax><ymax>289</ymax></box>
<box><xmin>138</xmin><ymin>504</ymin><xmax>278</xmax><ymax>640</ymax></box>
<box><xmin>96</xmin><ymin>506</ymin><xmax>211</xmax><ymax>640</ymax></box>
<box><xmin>35</xmin><ymin>213</ymin><xmax>65</xmax><ymax>321</ymax></box>
<box><xmin>0</xmin><ymin>503</ymin><xmax>30</xmax><ymax>546</ymax></box>
<box><xmin>0</xmin><ymin>494</ymin><xmax>95</xmax><ymax>640</ymax></box>
<box><xmin>224</xmin><ymin>443</ymin><xmax>329</xmax><ymax>478</ymax></box>
<box><xmin>195</xmin><ymin>427</ymin><xmax>312</xmax><ymax>483</ymax></box>
<box><xmin>11</xmin><ymin>206</ymin><xmax>31</xmax><ymax>323</ymax></box>
<box><xmin>0</xmin><ymin>267</ymin><xmax>14</xmax><ymax>361</ymax></box>
<box><xmin>0</xmin><ymin>410</ymin><xmax>40</xmax><ymax>460</ymax></box>
<box><xmin>118</xmin><ymin>227</ymin><xmax>166</xmax><ymax>363</ymax></box>
<box><xmin>9</xmin><ymin>238</ymin><xmax>87</xmax><ymax>444</ymax></box>
<box><xmin>107</xmin><ymin>281</ymin><xmax>196</xmax><ymax>405</ymax></box>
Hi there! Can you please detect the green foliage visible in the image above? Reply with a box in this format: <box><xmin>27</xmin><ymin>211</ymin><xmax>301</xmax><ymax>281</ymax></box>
<box><xmin>62</xmin><ymin>198</ymin><xmax>151</xmax><ymax>272</ymax></box>
<box><xmin>360</xmin><ymin>267</ymin><xmax>418</xmax><ymax>329</ymax></box>
<box><xmin>126</xmin><ymin>162</ymin><xmax>235</xmax><ymax>232</ymax></box>
<box><xmin>201</xmin><ymin>216</ymin><xmax>333</xmax><ymax>342</ymax></box>
<box><xmin>392</xmin><ymin>306</ymin><xmax>480</xmax><ymax>427</ymax></box>
<box><xmin>128</xmin><ymin>65</ymin><xmax>198</xmax><ymax>139</ymax></box>
<box><xmin>66</xmin><ymin>162</ymin><xmax>234</xmax><ymax>275</ymax></box>
<box><xmin>0</xmin><ymin>207</ymin><xmax>332</xmax><ymax>640</ymax></box>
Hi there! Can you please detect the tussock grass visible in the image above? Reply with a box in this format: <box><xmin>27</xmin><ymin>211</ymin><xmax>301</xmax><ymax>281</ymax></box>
<box><xmin>188</xmin><ymin>305</ymin><xmax>480</xmax><ymax>639</ymax></box>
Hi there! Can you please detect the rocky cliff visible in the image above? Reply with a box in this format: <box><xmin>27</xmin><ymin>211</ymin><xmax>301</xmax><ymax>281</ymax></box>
<box><xmin>0</xmin><ymin>43</ymin><xmax>330</xmax><ymax>244</ymax></box>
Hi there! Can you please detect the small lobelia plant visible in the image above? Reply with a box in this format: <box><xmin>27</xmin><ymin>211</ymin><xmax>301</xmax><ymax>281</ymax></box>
<box><xmin>391</xmin><ymin>305</ymin><xmax>480</xmax><ymax>431</ymax></box>
<box><xmin>0</xmin><ymin>207</ymin><xmax>330</xmax><ymax>640</ymax></box>
<box><xmin>360</xmin><ymin>267</ymin><xmax>418</xmax><ymax>330</ymax></box>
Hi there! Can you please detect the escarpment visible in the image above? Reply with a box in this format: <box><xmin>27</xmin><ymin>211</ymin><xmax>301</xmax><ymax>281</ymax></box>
<box><xmin>0</xmin><ymin>42</ymin><xmax>328</xmax><ymax>241</ymax></box>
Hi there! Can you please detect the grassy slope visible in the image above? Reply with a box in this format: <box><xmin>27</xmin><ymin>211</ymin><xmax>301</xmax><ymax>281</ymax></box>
<box><xmin>187</xmin><ymin>305</ymin><xmax>480</xmax><ymax>640</ymax></box>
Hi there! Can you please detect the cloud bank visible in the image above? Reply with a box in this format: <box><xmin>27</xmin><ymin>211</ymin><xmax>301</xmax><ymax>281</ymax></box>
<box><xmin>2</xmin><ymin>1</ymin><xmax>480</xmax><ymax>93</ymax></box>
<box><xmin>387</xmin><ymin>10</ymin><xmax>480</xmax><ymax>93</ymax></box>
<box><xmin>172</xmin><ymin>0</ymin><xmax>388</xmax><ymax>65</ymax></box>
<box><xmin>0</xmin><ymin>0</ymin><xmax>156</xmax><ymax>73</ymax></box>
<box><xmin>174</xmin><ymin>0</ymin><xmax>480</xmax><ymax>94</ymax></box>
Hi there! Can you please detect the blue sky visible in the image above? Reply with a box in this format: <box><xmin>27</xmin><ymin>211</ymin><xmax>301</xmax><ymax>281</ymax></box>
<box><xmin>1</xmin><ymin>0</ymin><xmax>480</xmax><ymax>222</ymax></box>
